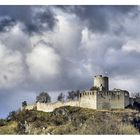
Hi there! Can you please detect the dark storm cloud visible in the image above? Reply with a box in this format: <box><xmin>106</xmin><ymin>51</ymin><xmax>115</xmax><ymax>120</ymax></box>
<box><xmin>0</xmin><ymin>16</ymin><xmax>15</xmax><ymax>32</ymax></box>
<box><xmin>1</xmin><ymin>5</ymin><xmax>140</xmax><ymax>118</ymax></box>
<box><xmin>58</xmin><ymin>5</ymin><xmax>137</xmax><ymax>33</ymax></box>
<box><xmin>32</xmin><ymin>8</ymin><xmax>57</xmax><ymax>32</ymax></box>
<box><xmin>0</xmin><ymin>5</ymin><xmax>136</xmax><ymax>34</ymax></box>
<box><xmin>24</xmin><ymin>5</ymin><xmax>140</xmax><ymax>92</ymax></box>
<box><xmin>0</xmin><ymin>6</ymin><xmax>58</xmax><ymax>34</ymax></box>
<box><xmin>25</xmin><ymin>7</ymin><xmax>58</xmax><ymax>35</ymax></box>
<box><xmin>0</xmin><ymin>6</ymin><xmax>31</xmax><ymax>22</ymax></box>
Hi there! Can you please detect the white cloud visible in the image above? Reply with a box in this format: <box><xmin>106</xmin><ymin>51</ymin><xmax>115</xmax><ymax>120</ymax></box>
<box><xmin>0</xmin><ymin>22</ymin><xmax>31</xmax><ymax>53</ymax></box>
<box><xmin>122</xmin><ymin>40</ymin><xmax>140</xmax><ymax>53</ymax></box>
<box><xmin>26</xmin><ymin>43</ymin><xmax>61</xmax><ymax>81</ymax></box>
<box><xmin>52</xmin><ymin>15</ymin><xmax>82</xmax><ymax>59</ymax></box>
<box><xmin>0</xmin><ymin>42</ymin><xmax>25</xmax><ymax>88</ymax></box>
<box><xmin>110</xmin><ymin>76</ymin><xmax>140</xmax><ymax>92</ymax></box>
<box><xmin>2</xmin><ymin>6</ymin><xmax>140</xmax><ymax>118</ymax></box>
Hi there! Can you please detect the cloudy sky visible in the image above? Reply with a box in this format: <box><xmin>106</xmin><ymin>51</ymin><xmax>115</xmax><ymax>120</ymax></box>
<box><xmin>0</xmin><ymin>5</ymin><xmax>140</xmax><ymax>118</ymax></box>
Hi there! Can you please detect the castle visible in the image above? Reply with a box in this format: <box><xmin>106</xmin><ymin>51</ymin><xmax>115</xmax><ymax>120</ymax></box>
<box><xmin>24</xmin><ymin>75</ymin><xmax>133</xmax><ymax>112</ymax></box>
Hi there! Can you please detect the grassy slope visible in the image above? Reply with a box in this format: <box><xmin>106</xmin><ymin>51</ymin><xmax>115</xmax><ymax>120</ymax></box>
<box><xmin>0</xmin><ymin>121</ymin><xmax>17</xmax><ymax>134</ymax></box>
<box><xmin>0</xmin><ymin>106</ymin><xmax>140</xmax><ymax>135</ymax></box>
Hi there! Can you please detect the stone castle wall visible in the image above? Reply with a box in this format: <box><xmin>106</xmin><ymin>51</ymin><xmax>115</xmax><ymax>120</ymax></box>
<box><xmin>24</xmin><ymin>90</ymin><xmax>131</xmax><ymax>112</ymax></box>
<box><xmin>124</xmin><ymin>91</ymin><xmax>130</xmax><ymax>107</ymax></box>
<box><xmin>24</xmin><ymin>104</ymin><xmax>35</xmax><ymax>110</ymax></box>
<box><xmin>79</xmin><ymin>91</ymin><xmax>97</xmax><ymax>109</ymax></box>
<box><xmin>97</xmin><ymin>91</ymin><xmax>129</xmax><ymax>109</ymax></box>
<box><xmin>79</xmin><ymin>90</ymin><xmax>129</xmax><ymax>110</ymax></box>
<box><xmin>26</xmin><ymin>91</ymin><xmax>131</xmax><ymax>112</ymax></box>
<box><xmin>23</xmin><ymin>75</ymin><xmax>132</xmax><ymax>112</ymax></box>
<box><xmin>22</xmin><ymin>75</ymin><xmax>133</xmax><ymax>112</ymax></box>
<box><xmin>36</xmin><ymin>100</ymin><xmax>79</xmax><ymax>112</ymax></box>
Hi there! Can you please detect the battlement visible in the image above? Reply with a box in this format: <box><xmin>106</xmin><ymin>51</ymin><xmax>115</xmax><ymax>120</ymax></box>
<box><xmin>80</xmin><ymin>91</ymin><xmax>97</xmax><ymax>97</ymax></box>
<box><xmin>95</xmin><ymin>75</ymin><xmax>103</xmax><ymax>77</ymax></box>
<box><xmin>80</xmin><ymin>90</ymin><xmax>129</xmax><ymax>97</ymax></box>
<box><xmin>23</xmin><ymin>75</ymin><xmax>132</xmax><ymax>112</ymax></box>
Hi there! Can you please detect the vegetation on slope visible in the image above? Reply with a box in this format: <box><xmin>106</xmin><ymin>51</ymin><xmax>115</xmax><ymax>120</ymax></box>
<box><xmin>0</xmin><ymin>106</ymin><xmax>140</xmax><ymax>134</ymax></box>
<box><xmin>0</xmin><ymin>120</ymin><xmax>17</xmax><ymax>134</ymax></box>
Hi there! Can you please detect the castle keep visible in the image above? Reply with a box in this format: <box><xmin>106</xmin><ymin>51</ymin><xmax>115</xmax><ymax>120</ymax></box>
<box><xmin>24</xmin><ymin>75</ymin><xmax>132</xmax><ymax>112</ymax></box>
<box><xmin>80</xmin><ymin>75</ymin><xmax>130</xmax><ymax>109</ymax></box>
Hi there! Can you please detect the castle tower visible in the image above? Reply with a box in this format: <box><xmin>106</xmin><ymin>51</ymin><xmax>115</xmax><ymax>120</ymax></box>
<box><xmin>93</xmin><ymin>75</ymin><xmax>109</xmax><ymax>91</ymax></box>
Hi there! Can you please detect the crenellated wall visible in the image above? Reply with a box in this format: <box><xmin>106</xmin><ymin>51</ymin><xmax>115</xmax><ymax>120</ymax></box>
<box><xmin>24</xmin><ymin>90</ymin><xmax>131</xmax><ymax>112</ymax></box>
<box><xmin>22</xmin><ymin>75</ymin><xmax>133</xmax><ymax>112</ymax></box>
<box><xmin>79</xmin><ymin>91</ymin><xmax>97</xmax><ymax>109</ymax></box>
<box><xmin>97</xmin><ymin>90</ymin><xmax>130</xmax><ymax>109</ymax></box>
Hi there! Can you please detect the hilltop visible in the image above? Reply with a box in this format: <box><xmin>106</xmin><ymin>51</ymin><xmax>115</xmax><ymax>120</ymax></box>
<box><xmin>0</xmin><ymin>106</ymin><xmax>140</xmax><ymax>134</ymax></box>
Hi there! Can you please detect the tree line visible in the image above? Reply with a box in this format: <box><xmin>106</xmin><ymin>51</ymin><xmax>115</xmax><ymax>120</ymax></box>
<box><xmin>22</xmin><ymin>91</ymin><xmax>140</xmax><ymax>108</ymax></box>
<box><xmin>22</xmin><ymin>90</ymin><xmax>81</xmax><ymax>107</ymax></box>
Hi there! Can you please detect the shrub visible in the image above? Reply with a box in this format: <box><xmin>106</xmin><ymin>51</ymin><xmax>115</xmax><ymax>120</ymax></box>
<box><xmin>118</xmin><ymin>123</ymin><xmax>139</xmax><ymax>134</ymax></box>
<box><xmin>0</xmin><ymin>119</ymin><xmax>6</xmax><ymax>126</ymax></box>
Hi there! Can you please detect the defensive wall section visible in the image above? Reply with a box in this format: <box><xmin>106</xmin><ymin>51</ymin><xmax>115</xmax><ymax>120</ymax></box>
<box><xmin>24</xmin><ymin>104</ymin><xmax>34</xmax><ymax>110</ymax></box>
<box><xmin>79</xmin><ymin>90</ymin><xmax>130</xmax><ymax>109</ymax></box>
<box><xmin>79</xmin><ymin>90</ymin><xmax>97</xmax><ymax>109</ymax></box>
<box><xmin>25</xmin><ymin>100</ymin><xmax>80</xmax><ymax>112</ymax></box>
<box><xmin>23</xmin><ymin>75</ymin><xmax>132</xmax><ymax>112</ymax></box>
<box><xmin>96</xmin><ymin>90</ymin><xmax>129</xmax><ymax>109</ymax></box>
<box><xmin>36</xmin><ymin>101</ymin><xmax>79</xmax><ymax>112</ymax></box>
<box><xmin>24</xmin><ymin>90</ymin><xmax>130</xmax><ymax>112</ymax></box>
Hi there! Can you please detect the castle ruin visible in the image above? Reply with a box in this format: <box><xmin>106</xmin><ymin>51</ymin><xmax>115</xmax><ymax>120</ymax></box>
<box><xmin>24</xmin><ymin>75</ymin><xmax>132</xmax><ymax>112</ymax></box>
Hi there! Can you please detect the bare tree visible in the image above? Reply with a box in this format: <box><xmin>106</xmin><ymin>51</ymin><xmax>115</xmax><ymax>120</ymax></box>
<box><xmin>7</xmin><ymin>111</ymin><xmax>17</xmax><ymax>121</ymax></box>
<box><xmin>131</xmin><ymin>92</ymin><xmax>140</xmax><ymax>98</ymax></box>
<box><xmin>67</xmin><ymin>91</ymin><xmax>75</xmax><ymax>100</ymax></box>
<box><xmin>90</xmin><ymin>86</ymin><xmax>99</xmax><ymax>91</ymax></box>
<box><xmin>57</xmin><ymin>93</ymin><xmax>65</xmax><ymax>102</ymax></box>
<box><xmin>22</xmin><ymin>101</ymin><xmax>27</xmax><ymax>107</ymax></box>
<box><xmin>67</xmin><ymin>90</ymin><xmax>81</xmax><ymax>100</ymax></box>
<box><xmin>36</xmin><ymin>91</ymin><xmax>51</xmax><ymax>103</ymax></box>
<box><xmin>135</xmin><ymin>92</ymin><xmax>140</xmax><ymax>98</ymax></box>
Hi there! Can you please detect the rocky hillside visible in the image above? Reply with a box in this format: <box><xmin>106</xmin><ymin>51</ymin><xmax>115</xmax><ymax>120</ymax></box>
<box><xmin>0</xmin><ymin>106</ymin><xmax>140</xmax><ymax>134</ymax></box>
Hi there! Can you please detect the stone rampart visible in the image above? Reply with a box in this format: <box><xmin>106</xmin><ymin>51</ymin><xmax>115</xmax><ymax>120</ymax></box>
<box><xmin>36</xmin><ymin>100</ymin><xmax>79</xmax><ymax>112</ymax></box>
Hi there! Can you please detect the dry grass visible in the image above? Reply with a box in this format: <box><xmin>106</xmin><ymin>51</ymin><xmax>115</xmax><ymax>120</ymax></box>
<box><xmin>0</xmin><ymin>121</ymin><xmax>17</xmax><ymax>134</ymax></box>
<box><xmin>118</xmin><ymin>123</ymin><xmax>139</xmax><ymax>134</ymax></box>
<box><xmin>0</xmin><ymin>106</ymin><xmax>140</xmax><ymax>135</ymax></box>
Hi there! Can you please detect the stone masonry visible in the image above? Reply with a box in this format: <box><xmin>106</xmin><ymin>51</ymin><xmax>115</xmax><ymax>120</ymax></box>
<box><xmin>24</xmin><ymin>75</ymin><xmax>132</xmax><ymax>112</ymax></box>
